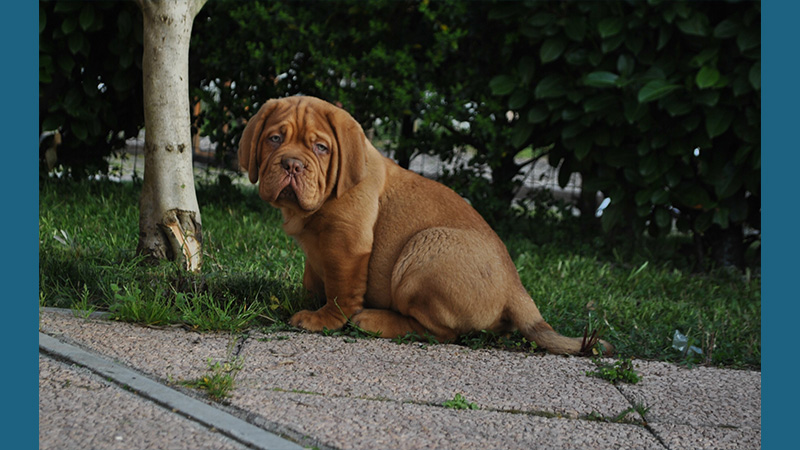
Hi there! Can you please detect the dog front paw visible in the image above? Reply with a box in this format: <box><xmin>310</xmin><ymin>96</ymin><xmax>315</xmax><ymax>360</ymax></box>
<box><xmin>289</xmin><ymin>308</ymin><xmax>347</xmax><ymax>332</ymax></box>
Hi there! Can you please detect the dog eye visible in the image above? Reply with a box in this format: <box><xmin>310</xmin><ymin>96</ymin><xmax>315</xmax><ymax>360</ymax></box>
<box><xmin>314</xmin><ymin>143</ymin><xmax>329</xmax><ymax>154</ymax></box>
<box><xmin>268</xmin><ymin>135</ymin><xmax>282</xmax><ymax>144</ymax></box>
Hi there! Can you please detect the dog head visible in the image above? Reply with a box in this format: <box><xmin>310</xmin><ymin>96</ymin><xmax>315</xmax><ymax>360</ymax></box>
<box><xmin>238</xmin><ymin>96</ymin><xmax>368</xmax><ymax>212</ymax></box>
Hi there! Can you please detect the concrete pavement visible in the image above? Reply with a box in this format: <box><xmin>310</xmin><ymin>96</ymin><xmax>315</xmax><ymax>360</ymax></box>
<box><xmin>39</xmin><ymin>308</ymin><xmax>760</xmax><ymax>450</ymax></box>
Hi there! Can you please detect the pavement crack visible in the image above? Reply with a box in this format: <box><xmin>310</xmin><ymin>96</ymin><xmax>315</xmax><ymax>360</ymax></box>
<box><xmin>612</xmin><ymin>383</ymin><xmax>671</xmax><ymax>450</ymax></box>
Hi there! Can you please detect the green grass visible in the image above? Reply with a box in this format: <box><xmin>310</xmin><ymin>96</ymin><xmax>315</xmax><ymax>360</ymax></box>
<box><xmin>179</xmin><ymin>357</ymin><xmax>244</xmax><ymax>401</ymax></box>
<box><xmin>586</xmin><ymin>357</ymin><xmax>641</xmax><ymax>385</ymax></box>
<box><xmin>442</xmin><ymin>393</ymin><xmax>479</xmax><ymax>410</ymax></box>
<box><xmin>39</xmin><ymin>178</ymin><xmax>760</xmax><ymax>369</ymax></box>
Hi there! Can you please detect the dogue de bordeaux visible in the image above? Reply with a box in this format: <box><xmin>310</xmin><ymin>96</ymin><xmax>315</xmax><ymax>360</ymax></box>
<box><xmin>238</xmin><ymin>96</ymin><xmax>612</xmax><ymax>355</ymax></box>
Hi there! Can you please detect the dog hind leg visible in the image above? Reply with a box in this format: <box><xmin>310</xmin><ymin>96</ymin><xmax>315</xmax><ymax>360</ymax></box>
<box><xmin>350</xmin><ymin>309</ymin><xmax>452</xmax><ymax>340</ymax></box>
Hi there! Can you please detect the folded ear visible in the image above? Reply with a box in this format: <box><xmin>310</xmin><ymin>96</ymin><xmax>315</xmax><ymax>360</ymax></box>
<box><xmin>326</xmin><ymin>107</ymin><xmax>368</xmax><ymax>198</ymax></box>
<box><xmin>238</xmin><ymin>100</ymin><xmax>279</xmax><ymax>184</ymax></box>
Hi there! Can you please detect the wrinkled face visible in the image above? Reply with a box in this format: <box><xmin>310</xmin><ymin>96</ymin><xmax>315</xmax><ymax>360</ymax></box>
<box><xmin>255</xmin><ymin>101</ymin><xmax>335</xmax><ymax>212</ymax></box>
<box><xmin>239</xmin><ymin>96</ymin><xmax>368</xmax><ymax>214</ymax></box>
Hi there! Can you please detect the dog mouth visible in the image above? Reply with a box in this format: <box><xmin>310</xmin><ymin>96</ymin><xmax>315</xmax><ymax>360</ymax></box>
<box><xmin>278</xmin><ymin>185</ymin><xmax>298</xmax><ymax>203</ymax></box>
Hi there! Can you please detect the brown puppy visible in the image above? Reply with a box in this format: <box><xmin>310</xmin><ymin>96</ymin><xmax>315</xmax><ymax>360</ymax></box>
<box><xmin>239</xmin><ymin>96</ymin><xmax>612</xmax><ymax>355</ymax></box>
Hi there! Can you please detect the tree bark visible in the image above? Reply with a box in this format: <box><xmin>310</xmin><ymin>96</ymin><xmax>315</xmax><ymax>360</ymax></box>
<box><xmin>135</xmin><ymin>0</ymin><xmax>208</xmax><ymax>272</ymax></box>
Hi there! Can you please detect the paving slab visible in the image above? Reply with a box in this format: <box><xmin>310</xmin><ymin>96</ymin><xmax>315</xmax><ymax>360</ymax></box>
<box><xmin>38</xmin><ymin>308</ymin><xmax>761</xmax><ymax>450</ymax></box>
<box><xmin>39</xmin><ymin>354</ymin><xmax>250</xmax><ymax>450</ymax></box>
<box><xmin>235</xmin><ymin>329</ymin><xmax>633</xmax><ymax>417</ymax></box>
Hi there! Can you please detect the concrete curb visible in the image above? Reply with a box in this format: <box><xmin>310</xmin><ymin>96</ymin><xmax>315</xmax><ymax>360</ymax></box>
<box><xmin>39</xmin><ymin>332</ymin><xmax>304</xmax><ymax>450</ymax></box>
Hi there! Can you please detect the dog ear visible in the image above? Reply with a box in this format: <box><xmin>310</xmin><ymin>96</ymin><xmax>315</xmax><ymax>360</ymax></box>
<box><xmin>326</xmin><ymin>107</ymin><xmax>368</xmax><ymax>198</ymax></box>
<box><xmin>238</xmin><ymin>100</ymin><xmax>279</xmax><ymax>184</ymax></box>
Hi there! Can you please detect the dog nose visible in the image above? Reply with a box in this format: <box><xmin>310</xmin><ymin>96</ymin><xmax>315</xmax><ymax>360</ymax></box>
<box><xmin>281</xmin><ymin>157</ymin><xmax>305</xmax><ymax>175</ymax></box>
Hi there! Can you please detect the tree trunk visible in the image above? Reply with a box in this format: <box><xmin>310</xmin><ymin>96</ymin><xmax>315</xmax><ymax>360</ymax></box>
<box><xmin>135</xmin><ymin>0</ymin><xmax>208</xmax><ymax>272</ymax></box>
<box><xmin>707</xmin><ymin>224</ymin><xmax>745</xmax><ymax>271</ymax></box>
<box><xmin>395</xmin><ymin>112</ymin><xmax>415</xmax><ymax>169</ymax></box>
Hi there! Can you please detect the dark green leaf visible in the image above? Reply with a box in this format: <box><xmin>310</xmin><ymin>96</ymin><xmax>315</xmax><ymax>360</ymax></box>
<box><xmin>617</xmin><ymin>54</ymin><xmax>635</xmax><ymax>77</ymax></box>
<box><xmin>713</xmin><ymin>208</ymin><xmax>730</xmax><ymax>228</ymax></box>
<box><xmin>112</xmin><ymin>71</ymin><xmax>135</xmax><ymax>93</ymax></box>
<box><xmin>695</xmin><ymin>66</ymin><xmax>720</xmax><ymax>89</ymax></box>
<box><xmin>689</xmin><ymin>48</ymin><xmax>718</xmax><ymax>68</ymax></box>
<box><xmin>488</xmin><ymin>4</ymin><xmax>521</xmax><ymax>20</ymax></box>
<box><xmin>61</xmin><ymin>16</ymin><xmax>77</xmax><ymax>35</ymax></box>
<box><xmin>651</xmin><ymin>189</ymin><xmax>669</xmax><ymax>205</ymax></box>
<box><xmin>694</xmin><ymin>90</ymin><xmax>720</xmax><ymax>107</ymax></box>
<box><xmin>598</xmin><ymin>17</ymin><xmax>624</xmax><ymax>38</ymax></box>
<box><xmin>695</xmin><ymin>211</ymin><xmax>714</xmax><ymax>233</ymax></box>
<box><xmin>654</xmin><ymin>208</ymin><xmax>671</xmax><ymax>229</ymax></box>
<box><xmin>562</xmin><ymin>107</ymin><xmax>582</xmax><ymax>121</ymax></box>
<box><xmin>40</xmin><ymin>69</ymin><xmax>52</xmax><ymax>84</ymax></box>
<box><xmin>635</xmin><ymin>189</ymin><xmax>653</xmax><ymax>206</ymax></box>
<box><xmin>39</xmin><ymin>7</ymin><xmax>46</xmax><ymax>34</ymax></box>
<box><xmin>677</xmin><ymin>186</ymin><xmax>713</xmax><ymax>210</ymax></box>
<box><xmin>584</xmin><ymin>94</ymin><xmax>616</xmax><ymax>113</ymax></box>
<box><xmin>68</xmin><ymin>33</ymin><xmax>85</xmax><ymax>55</ymax></box>
<box><xmin>623</xmin><ymin>97</ymin><xmax>645</xmax><ymax>123</ymax></box>
<box><xmin>662</xmin><ymin>97</ymin><xmax>692</xmax><ymax>117</ymax></box>
<box><xmin>637</xmin><ymin>80</ymin><xmax>681</xmax><ymax>103</ymax></box>
<box><xmin>605</xmin><ymin>146</ymin><xmax>635</xmax><ymax>168</ymax></box>
<box><xmin>588</xmin><ymin>50</ymin><xmax>603</xmax><ymax>66</ymax></box>
<box><xmin>737</xmin><ymin>28</ymin><xmax>759</xmax><ymax>52</ymax></box>
<box><xmin>529</xmin><ymin>12</ymin><xmax>556</xmax><ymax>27</ymax></box>
<box><xmin>728</xmin><ymin>197</ymin><xmax>749</xmax><ymax>223</ymax></box>
<box><xmin>602</xmin><ymin>34</ymin><xmax>625</xmax><ymax>54</ymax></box>
<box><xmin>54</xmin><ymin>1</ymin><xmax>81</xmax><ymax>13</ymax></box>
<box><xmin>511</xmin><ymin>121</ymin><xmax>533</xmax><ymax>149</ymax></box>
<box><xmin>676</xmin><ymin>13</ymin><xmax>709</xmax><ymax>36</ymax></box>
<box><xmin>57</xmin><ymin>52</ymin><xmax>75</xmax><ymax>74</ymax></box>
<box><xmin>41</xmin><ymin>114</ymin><xmax>63</xmax><ymax>132</ymax></box>
<box><xmin>657</xmin><ymin>26</ymin><xmax>672</xmax><ymax>50</ymax></box>
<box><xmin>527</xmin><ymin>106</ymin><xmax>549</xmax><ymax>124</ymax></box>
<box><xmin>120</xmin><ymin>52</ymin><xmax>134</xmax><ymax>69</ymax></box>
<box><xmin>713</xmin><ymin>19</ymin><xmax>739</xmax><ymax>38</ymax></box>
<box><xmin>733</xmin><ymin>145</ymin><xmax>752</xmax><ymax>166</ymax></box>
<box><xmin>561</xmin><ymin>122</ymin><xmax>584</xmax><ymax>139</ymax></box>
<box><xmin>732</xmin><ymin>74</ymin><xmax>753</xmax><ymax>97</ymax></box>
<box><xmin>63</xmin><ymin>88</ymin><xmax>82</xmax><ymax>113</ymax></box>
<box><xmin>565</xmin><ymin>48</ymin><xmax>588</xmax><ymax>65</ymax></box>
<box><xmin>705</xmin><ymin>108</ymin><xmax>735</xmax><ymax>139</ymax></box>
<box><xmin>749</xmin><ymin>62</ymin><xmax>760</xmax><ymax>90</ymax></box>
<box><xmin>534</xmin><ymin>75</ymin><xmax>565</xmax><ymax>99</ymax></box>
<box><xmin>71</xmin><ymin>121</ymin><xmax>88</xmax><ymax>141</ymax></box>
<box><xmin>665</xmin><ymin>170</ymin><xmax>681</xmax><ymax>188</ymax></box>
<box><xmin>624</xmin><ymin>35</ymin><xmax>643</xmax><ymax>55</ymax></box>
<box><xmin>540</xmin><ymin>37</ymin><xmax>567</xmax><ymax>63</ymax></box>
<box><xmin>582</xmin><ymin>177</ymin><xmax>612</xmax><ymax>193</ymax></box>
<box><xmin>508</xmin><ymin>89</ymin><xmax>530</xmax><ymax>110</ymax></box>
<box><xmin>594</xmin><ymin>129</ymin><xmax>610</xmax><ymax>146</ymax></box>
<box><xmin>639</xmin><ymin>154</ymin><xmax>658</xmax><ymax>177</ymax></box>
<box><xmin>584</xmin><ymin>71</ymin><xmax>619</xmax><ymax>87</ymax></box>
<box><xmin>118</xmin><ymin>10</ymin><xmax>133</xmax><ymax>36</ymax></box>
<box><xmin>564</xmin><ymin>17</ymin><xmax>586</xmax><ymax>41</ymax></box>
<box><xmin>79</xmin><ymin>4</ymin><xmax>95</xmax><ymax>31</ymax></box>
<box><xmin>574</xmin><ymin>136</ymin><xmax>592</xmax><ymax>161</ymax></box>
<box><xmin>489</xmin><ymin>75</ymin><xmax>517</xmax><ymax>96</ymax></box>
<box><xmin>714</xmin><ymin>173</ymin><xmax>743</xmax><ymax>200</ymax></box>
<box><xmin>518</xmin><ymin>56</ymin><xmax>536</xmax><ymax>84</ymax></box>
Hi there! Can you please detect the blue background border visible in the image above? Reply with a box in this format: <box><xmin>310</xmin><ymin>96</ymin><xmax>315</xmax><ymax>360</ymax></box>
<box><xmin>762</xmin><ymin>1</ymin><xmax>793</xmax><ymax>448</ymax></box>
<box><xmin>3</xmin><ymin>1</ymin><xmax>37</xmax><ymax>447</ymax></box>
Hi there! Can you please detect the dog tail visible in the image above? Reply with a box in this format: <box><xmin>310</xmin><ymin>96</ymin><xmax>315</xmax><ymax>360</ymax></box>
<box><xmin>508</xmin><ymin>294</ymin><xmax>614</xmax><ymax>356</ymax></box>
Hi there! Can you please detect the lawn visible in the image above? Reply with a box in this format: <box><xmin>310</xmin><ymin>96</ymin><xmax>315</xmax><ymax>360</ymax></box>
<box><xmin>38</xmin><ymin>177</ymin><xmax>760</xmax><ymax>369</ymax></box>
